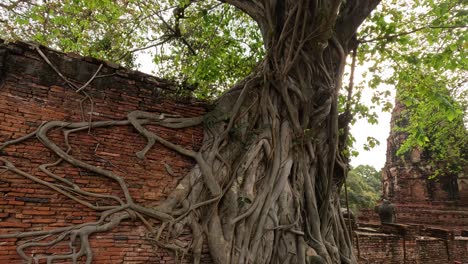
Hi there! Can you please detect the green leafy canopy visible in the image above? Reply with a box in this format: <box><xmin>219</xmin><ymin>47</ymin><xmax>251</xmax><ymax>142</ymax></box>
<box><xmin>0</xmin><ymin>0</ymin><xmax>264</xmax><ymax>97</ymax></box>
<box><xmin>356</xmin><ymin>0</ymin><xmax>467</xmax><ymax>175</ymax></box>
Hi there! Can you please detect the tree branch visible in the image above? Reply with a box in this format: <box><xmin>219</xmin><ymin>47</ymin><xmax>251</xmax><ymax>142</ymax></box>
<box><xmin>359</xmin><ymin>24</ymin><xmax>468</xmax><ymax>43</ymax></box>
<box><xmin>222</xmin><ymin>0</ymin><xmax>266</xmax><ymax>29</ymax></box>
<box><xmin>335</xmin><ymin>0</ymin><xmax>381</xmax><ymax>45</ymax></box>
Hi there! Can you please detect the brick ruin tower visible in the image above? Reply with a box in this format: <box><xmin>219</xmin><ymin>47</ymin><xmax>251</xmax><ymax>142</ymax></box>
<box><xmin>359</xmin><ymin>98</ymin><xmax>468</xmax><ymax>229</ymax></box>
<box><xmin>382</xmin><ymin>100</ymin><xmax>468</xmax><ymax>207</ymax></box>
<box><xmin>352</xmin><ymin>100</ymin><xmax>468</xmax><ymax>264</ymax></box>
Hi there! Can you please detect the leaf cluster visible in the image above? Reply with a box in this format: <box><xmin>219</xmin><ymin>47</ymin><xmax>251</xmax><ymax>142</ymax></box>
<box><xmin>1</xmin><ymin>0</ymin><xmax>147</xmax><ymax>67</ymax></box>
<box><xmin>0</xmin><ymin>0</ymin><xmax>264</xmax><ymax>98</ymax></box>
<box><xmin>341</xmin><ymin>165</ymin><xmax>381</xmax><ymax>213</ymax></box>
<box><xmin>348</xmin><ymin>0</ymin><xmax>467</xmax><ymax>169</ymax></box>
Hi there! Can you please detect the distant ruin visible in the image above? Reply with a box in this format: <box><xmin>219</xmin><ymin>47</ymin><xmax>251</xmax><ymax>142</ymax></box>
<box><xmin>382</xmin><ymin>101</ymin><xmax>467</xmax><ymax>207</ymax></box>
<box><xmin>354</xmin><ymin>99</ymin><xmax>468</xmax><ymax>263</ymax></box>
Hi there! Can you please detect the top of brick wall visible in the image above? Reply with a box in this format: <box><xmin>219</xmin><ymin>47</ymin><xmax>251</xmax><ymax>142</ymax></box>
<box><xmin>0</xmin><ymin>39</ymin><xmax>209</xmax><ymax>108</ymax></box>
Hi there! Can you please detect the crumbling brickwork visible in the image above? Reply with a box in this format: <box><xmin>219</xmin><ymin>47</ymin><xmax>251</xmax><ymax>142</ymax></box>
<box><xmin>354</xmin><ymin>98</ymin><xmax>468</xmax><ymax>263</ymax></box>
<box><xmin>354</xmin><ymin>231</ymin><xmax>404</xmax><ymax>264</ymax></box>
<box><xmin>358</xmin><ymin>100</ymin><xmax>468</xmax><ymax>230</ymax></box>
<box><xmin>354</xmin><ymin>224</ymin><xmax>468</xmax><ymax>263</ymax></box>
<box><xmin>382</xmin><ymin>101</ymin><xmax>466</xmax><ymax>205</ymax></box>
<box><xmin>0</xmin><ymin>41</ymin><xmax>211</xmax><ymax>263</ymax></box>
<box><xmin>358</xmin><ymin>204</ymin><xmax>468</xmax><ymax>230</ymax></box>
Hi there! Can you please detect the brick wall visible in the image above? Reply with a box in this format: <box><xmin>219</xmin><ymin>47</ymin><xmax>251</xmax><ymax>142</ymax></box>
<box><xmin>0</xmin><ymin>41</ymin><xmax>211</xmax><ymax>263</ymax></box>
<box><xmin>354</xmin><ymin>224</ymin><xmax>468</xmax><ymax>263</ymax></box>
<box><xmin>416</xmin><ymin>238</ymin><xmax>449</xmax><ymax>264</ymax></box>
<box><xmin>358</xmin><ymin>205</ymin><xmax>468</xmax><ymax>231</ymax></box>
<box><xmin>358</xmin><ymin>93</ymin><xmax>468</xmax><ymax>263</ymax></box>
<box><xmin>453</xmin><ymin>237</ymin><xmax>468</xmax><ymax>261</ymax></box>
<box><xmin>354</xmin><ymin>232</ymin><xmax>404</xmax><ymax>264</ymax></box>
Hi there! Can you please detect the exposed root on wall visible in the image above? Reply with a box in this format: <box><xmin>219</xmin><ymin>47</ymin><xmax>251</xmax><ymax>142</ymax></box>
<box><xmin>0</xmin><ymin>112</ymin><xmax>205</xmax><ymax>263</ymax></box>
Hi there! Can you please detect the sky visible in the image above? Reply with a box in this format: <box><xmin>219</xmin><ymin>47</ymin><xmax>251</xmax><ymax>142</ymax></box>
<box><xmin>348</xmin><ymin>63</ymin><xmax>395</xmax><ymax>171</ymax></box>
<box><xmin>137</xmin><ymin>51</ymin><xmax>394</xmax><ymax>171</ymax></box>
<box><xmin>349</xmin><ymin>100</ymin><xmax>392</xmax><ymax>170</ymax></box>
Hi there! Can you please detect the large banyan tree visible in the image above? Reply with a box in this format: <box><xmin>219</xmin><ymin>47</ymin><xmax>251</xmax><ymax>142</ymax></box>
<box><xmin>1</xmin><ymin>0</ymin><xmax>466</xmax><ymax>263</ymax></box>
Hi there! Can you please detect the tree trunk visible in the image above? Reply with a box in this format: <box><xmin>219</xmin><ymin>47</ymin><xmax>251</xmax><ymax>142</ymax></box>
<box><xmin>158</xmin><ymin>1</ymin><xmax>381</xmax><ymax>263</ymax></box>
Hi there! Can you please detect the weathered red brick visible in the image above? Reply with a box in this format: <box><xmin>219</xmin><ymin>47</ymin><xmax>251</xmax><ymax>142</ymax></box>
<box><xmin>0</xmin><ymin>221</ymin><xmax>31</xmax><ymax>228</ymax></box>
<box><xmin>0</xmin><ymin>41</ymin><xmax>208</xmax><ymax>264</ymax></box>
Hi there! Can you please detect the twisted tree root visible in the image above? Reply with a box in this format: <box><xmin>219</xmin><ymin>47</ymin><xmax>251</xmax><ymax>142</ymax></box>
<box><xmin>0</xmin><ymin>111</ymin><xmax>206</xmax><ymax>263</ymax></box>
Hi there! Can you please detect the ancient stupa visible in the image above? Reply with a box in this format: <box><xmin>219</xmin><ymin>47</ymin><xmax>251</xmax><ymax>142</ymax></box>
<box><xmin>352</xmin><ymin>99</ymin><xmax>468</xmax><ymax>263</ymax></box>
<box><xmin>377</xmin><ymin>100</ymin><xmax>468</xmax><ymax>229</ymax></box>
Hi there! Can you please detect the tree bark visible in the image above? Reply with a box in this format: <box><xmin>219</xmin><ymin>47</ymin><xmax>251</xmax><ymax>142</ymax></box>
<box><xmin>158</xmin><ymin>1</ymin><xmax>381</xmax><ymax>263</ymax></box>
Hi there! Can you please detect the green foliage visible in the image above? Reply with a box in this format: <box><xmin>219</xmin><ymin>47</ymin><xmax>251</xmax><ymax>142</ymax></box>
<box><xmin>396</xmin><ymin>93</ymin><xmax>467</xmax><ymax>178</ymax></box>
<box><xmin>0</xmin><ymin>0</ymin><xmax>264</xmax><ymax>97</ymax></box>
<box><xmin>0</xmin><ymin>0</ymin><xmax>147</xmax><ymax>67</ymax></box>
<box><xmin>341</xmin><ymin>165</ymin><xmax>381</xmax><ymax>213</ymax></box>
<box><xmin>150</xmin><ymin>1</ymin><xmax>264</xmax><ymax>97</ymax></box>
<box><xmin>355</xmin><ymin>0</ymin><xmax>467</xmax><ymax>172</ymax></box>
